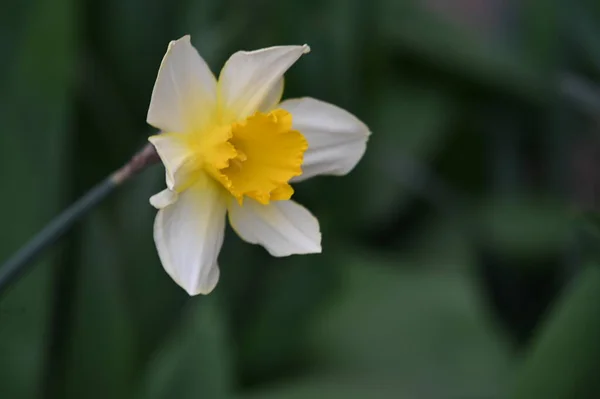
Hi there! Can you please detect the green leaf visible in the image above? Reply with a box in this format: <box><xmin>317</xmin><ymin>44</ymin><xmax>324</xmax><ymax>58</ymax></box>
<box><xmin>512</xmin><ymin>265</ymin><xmax>600</xmax><ymax>398</ymax></box>
<box><xmin>0</xmin><ymin>0</ymin><xmax>75</xmax><ymax>397</ymax></box>
<box><xmin>243</xmin><ymin>251</ymin><xmax>512</xmax><ymax>398</ymax></box>
<box><xmin>136</xmin><ymin>296</ymin><xmax>234</xmax><ymax>399</ymax></box>
<box><xmin>521</xmin><ymin>0</ymin><xmax>561</xmax><ymax>72</ymax></box>
<box><xmin>241</xmin><ymin>375</ymin><xmax>402</xmax><ymax>399</ymax></box>
<box><xmin>379</xmin><ymin>1</ymin><xmax>548</xmax><ymax>104</ymax></box>
<box><xmin>477</xmin><ymin>197</ymin><xmax>572</xmax><ymax>260</ymax></box>
<box><xmin>233</xmin><ymin>252</ymin><xmax>335</xmax><ymax>383</ymax></box>
<box><xmin>58</xmin><ymin>210</ymin><xmax>138</xmax><ymax>398</ymax></box>
<box><xmin>359</xmin><ymin>82</ymin><xmax>457</xmax><ymax>221</ymax></box>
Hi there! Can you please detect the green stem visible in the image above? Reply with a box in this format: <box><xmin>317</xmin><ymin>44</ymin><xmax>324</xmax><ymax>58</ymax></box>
<box><xmin>0</xmin><ymin>178</ymin><xmax>115</xmax><ymax>295</ymax></box>
<box><xmin>0</xmin><ymin>143</ymin><xmax>158</xmax><ymax>296</ymax></box>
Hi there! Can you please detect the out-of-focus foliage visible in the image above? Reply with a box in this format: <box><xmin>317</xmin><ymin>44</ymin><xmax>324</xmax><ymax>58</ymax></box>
<box><xmin>2</xmin><ymin>0</ymin><xmax>600</xmax><ymax>398</ymax></box>
<box><xmin>512</xmin><ymin>264</ymin><xmax>600</xmax><ymax>399</ymax></box>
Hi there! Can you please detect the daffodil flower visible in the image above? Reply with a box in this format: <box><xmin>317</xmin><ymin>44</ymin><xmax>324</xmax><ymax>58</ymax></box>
<box><xmin>147</xmin><ymin>35</ymin><xmax>370</xmax><ymax>295</ymax></box>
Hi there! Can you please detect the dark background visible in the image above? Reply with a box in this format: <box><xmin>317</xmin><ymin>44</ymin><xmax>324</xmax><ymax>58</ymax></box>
<box><xmin>2</xmin><ymin>0</ymin><xmax>600</xmax><ymax>397</ymax></box>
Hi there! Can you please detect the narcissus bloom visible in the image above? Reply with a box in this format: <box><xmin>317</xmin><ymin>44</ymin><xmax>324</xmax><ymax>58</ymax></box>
<box><xmin>147</xmin><ymin>35</ymin><xmax>370</xmax><ymax>295</ymax></box>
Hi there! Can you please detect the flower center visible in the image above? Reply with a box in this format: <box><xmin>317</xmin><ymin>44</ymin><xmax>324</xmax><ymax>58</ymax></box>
<box><xmin>204</xmin><ymin>109</ymin><xmax>307</xmax><ymax>204</ymax></box>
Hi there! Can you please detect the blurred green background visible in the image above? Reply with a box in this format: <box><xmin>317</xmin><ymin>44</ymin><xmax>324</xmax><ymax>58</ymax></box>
<box><xmin>4</xmin><ymin>0</ymin><xmax>600</xmax><ymax>398</ymax></box>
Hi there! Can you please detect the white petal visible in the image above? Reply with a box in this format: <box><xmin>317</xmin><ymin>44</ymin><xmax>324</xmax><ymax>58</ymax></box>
<box><xmin>279</xmin><ymin>97</ymin><xmax>371</xmax><ymax>182</ymax></box>
<box><xmin>153</xmin><ymin>178</ymin><xmax>226</xmax><ymax>295</ymax></box>
<box><xmin>150</xmin><ymin>189</ymin><xmax>178</xmax><ymax>209</ymax></box>
<box><xmin>147</xmin><ymin>35</ymin><xmax>217</xmax><ymax>133</ymax></box>
<box><xmin>218</xmin><ymin>45</ymin><xmax>309</xmax><ymax>120</ymax></box>
<box><xmin>228</xmin><ymin>199</ymin><xmax>321</xmax><ymax>257</ymax></box>
<box><xmin>257</xmin><ymin>77</ymin><xmax>284</xmax><ymax>112</ymax></box>
<box><xmin>148</xmin><ymin>133</ymin><xmax>197</xmax><ymax>191</ymax></box>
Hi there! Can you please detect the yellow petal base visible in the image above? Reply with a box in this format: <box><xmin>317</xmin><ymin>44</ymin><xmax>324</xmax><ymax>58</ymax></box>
<box><xmin>166</xmin><ymin>109</ymin><xmax>307</xmax><ymax>205</ymax></box>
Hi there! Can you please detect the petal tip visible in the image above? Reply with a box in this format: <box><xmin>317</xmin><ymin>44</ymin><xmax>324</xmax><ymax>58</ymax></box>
<box><xmin>183</xmin><ymin>285</ymin><xmax>211</xmax><ymax>296</ymax></box>
<box><xmin>302</xmin><ymin>44</ymin><xmax>311</xmax><ymax>54</ymax></box>
<box><xmin>307</xmin><ymin>243</ymin><xmax>322</xmax><ymax>255</ymax></box>
<box><xmin>182</xmin><ymin>265</ymin><xmax>220</xmax><ymax>296</ymax></box>
<box><xmin>150</xmin><ymin>189</ymin><xmax>179</xmax><ymax>209</ymax></box>
<box><xmin>153</xmin><ymin>187</ymin><xmax>226</xmax><ymax>297</ymax></box>
<box><xmin>171</xmin><ymin>35</ymin><xmax>191</xmax><ymax>47</ymax></box>
<box><xmin>311</xmin><ymin>233</ymin><xmax>323</xmax><ymax>254</ymax></box>
<box><xmin>185</xmin><ymin>286</ymin><xmax>215</xmax><ymax>296</ymax></box>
